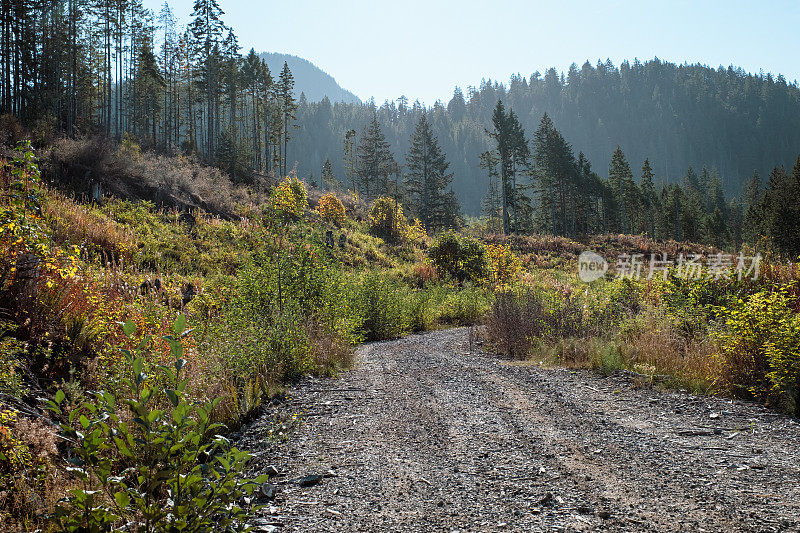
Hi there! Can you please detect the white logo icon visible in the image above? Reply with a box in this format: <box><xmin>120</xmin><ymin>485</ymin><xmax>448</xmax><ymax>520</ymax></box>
<box><xmin>578</xmin><ymin>251</ymin><xmax>608</xmax><ymax>283</ymax></box>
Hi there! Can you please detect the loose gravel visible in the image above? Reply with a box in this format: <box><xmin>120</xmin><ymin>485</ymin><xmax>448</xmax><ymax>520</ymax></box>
<box><xmin>240</xmin><ymin>328</ymin><xmax>800</xmax><ymax>532</ymax></box>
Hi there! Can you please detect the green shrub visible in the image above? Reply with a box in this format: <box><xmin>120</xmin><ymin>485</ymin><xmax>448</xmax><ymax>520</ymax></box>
<box><xmin>407</xmin><ymin>288</ymin><xmax>439</xmax><ymax>332</ymax></box>
<box><xmin>439</xmin><ymin>286</ymin><xmax>492</xmax><ymax>325</ymax></box>
<box><xmin>45</xmin><ymin>317</ymin><xmax>265</xmax><ymax>532</ymax></box>
<box><xmin>367</xmin><ymin>196</ymin><xmax>406</xmax><ymax>243</ymax></box>
<box><xmin>428</xmin><ymin>232</ymin><xmax>488</xmax><ymax>284</ymax></box>
<box><xmin>658</xmin><ymin>273</ymin><xmax>737</xmax><ymax>334</ymax></box>
<box><xmin>589</xmin><ymin>343</ymin><xmax>624</xmax><ymax>374</ymax></box>
<box><xmin>354</xmin><ymin>273</ymin><xmax>410</xmax><ymax>341</ymax></box>
<box><xmin>204</xmin><ymin>227</ymin><xmax>359</xmax><ymax>400</ymax></box>
<box><xmin>716</xmin><ymin>286</ymin><xmax>800</xmax><ymax>412</ymax></box>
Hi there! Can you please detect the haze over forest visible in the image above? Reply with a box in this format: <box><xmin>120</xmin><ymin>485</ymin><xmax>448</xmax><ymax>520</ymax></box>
<box><xmin>287</xmin><ymin>57</ymin><xmax>800</xmax><ymax>214</ymax></box>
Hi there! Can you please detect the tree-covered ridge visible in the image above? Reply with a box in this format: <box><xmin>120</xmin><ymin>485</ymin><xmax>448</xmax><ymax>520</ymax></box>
<box><xmin>259</xmin><ymin>52</ymin><xmax>360</xmax><ymax>105</ymax></box>
<box><xmin>2</xmin><ymin>0</ymin><xmax>799</xmax><ymax>252</ymax></box>
<box><xmin>290</xmin><ymin>59</ymin><xmax>800</xmax><ymax>214</ymax></box>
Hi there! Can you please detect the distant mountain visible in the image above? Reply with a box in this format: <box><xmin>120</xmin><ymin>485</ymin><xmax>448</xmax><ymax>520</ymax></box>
<box><xmin>259</xmin><ymin>52</ymin><xmax>360</xmax><ymax>105</ymax></box>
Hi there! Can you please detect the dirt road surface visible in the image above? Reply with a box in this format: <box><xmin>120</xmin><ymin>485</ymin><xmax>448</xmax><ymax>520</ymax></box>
<box><xmin>241</xmin><ymin>328</ymin><xmax>800</xmax><ymax>532</ymax></box>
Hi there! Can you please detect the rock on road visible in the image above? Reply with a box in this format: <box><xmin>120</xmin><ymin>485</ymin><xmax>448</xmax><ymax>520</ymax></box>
<box><xmin>240</xmin><ymin>328</ymin><xmax>800</xmax><ymax>532</ymax></box>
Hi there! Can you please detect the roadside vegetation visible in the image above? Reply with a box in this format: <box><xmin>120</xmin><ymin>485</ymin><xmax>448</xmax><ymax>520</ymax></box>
<box><xmin>0</xmin><ymin>140</ymin><xmax>497</xmax><ymax>530</ymax></box>
<box><xmin>2</xmin><ymin>137</ymin><xmax>800</xmax><ymax>530</ymax></box>
<box><xmin>483</xmin><ymin>237</ymin><xmax>800</xmax><ymax>417</ymax></box>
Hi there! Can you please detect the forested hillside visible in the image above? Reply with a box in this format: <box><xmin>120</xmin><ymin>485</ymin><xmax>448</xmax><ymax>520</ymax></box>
<box><xmin>259</xmin><ymin>52</ymin><xmax>360</xmax><ymax>104</ymax></box>
<box><xmin>2</xmin><ymin>1</ymin><xmax>800</xmax><ymax>252</ymax></box>
<box><xmin>291</xmin><ymin>59</ymin><xmax>800</xmax><ymax>214</ymax></box>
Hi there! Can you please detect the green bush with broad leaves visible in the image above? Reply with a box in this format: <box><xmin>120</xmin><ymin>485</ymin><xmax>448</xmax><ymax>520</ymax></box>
<box><xmin>428</xmin><ymin>232</ymin><xmax>488</xmax><ymax>285</ymax></box>
<box><xmin>204</xmin><ymin>225</ymin><xmax>360</xmax><ymax>401</ymax></box>
<box><xmin>45</xmin><ymin>316</ymin><xmax>266</xmax><ymax>532</ymax></box>
<box><xmin>716</xmin><ymin>286</ymin><xmax>800</xmax><ymax>413</ymax></box>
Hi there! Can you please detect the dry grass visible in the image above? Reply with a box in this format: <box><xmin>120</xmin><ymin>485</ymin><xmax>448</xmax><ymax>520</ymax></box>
<box><xmin>486</xmin><ymin>287</ymin><xmax>722</xmax><ymax>392</ymax></box>
<box><xmin>306</xmin><ymin>320</ymin><xmax>355</xmax><ymax>376</ymax></box>
<box><xmin>617</xmin><ymin>313</ymin><xmax>721</xmax><ymax>391</ymax></box>
<box><xmin>483</xmin><ymin>232</ymin><xmax>721</xmax><ymax>265</ymax></box>
<box><xmin>44</xmin><ymin>136</ymin><xmax>267</xmax><ymax>216</ymax></box>
<box><xmin>44</xmin><ymin>191</ymin><xmax>136</xmax><ymax>262</ymax></box>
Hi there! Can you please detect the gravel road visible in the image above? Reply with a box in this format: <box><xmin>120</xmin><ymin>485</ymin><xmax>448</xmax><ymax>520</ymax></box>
<box><xmin>240</xmin><ymin>328</ymin><xmax>800</xmax><ymax>532</ymax></box>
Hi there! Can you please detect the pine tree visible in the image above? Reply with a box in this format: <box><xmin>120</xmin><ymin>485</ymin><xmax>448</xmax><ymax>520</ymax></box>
<box><xmin>481</xmin><ymin>173</ymin><xmax>502</xmax><ymax>234</ymax></box>
<box><xmin>343</xmin><ymin>129</ymin><xmax>357</xmax><ymax>191</ymax></box>
<box><xmin>532</xmin><ymin>113</ymin><xmax>558</xmax><ymax>234</ymax></box>
<box><xmin>532</xmin><ymin>114</ymin><xmax>577</xmax><ymax>236</ymax></box>
<box><xmin>189</xmin><ymin>0</ymin><xmax>227</xmax><ymax>158</ymax></box>
<box><xmin>764</xmin><ymin>166</ymin><xmax>799</xmax><ymax>257</ymax></box>
<box><xmin>488</xmin><ymin>101</ymin><xmax>530</xmax><ymax>234</ymax></box>
<box><xmin>608</xmin><ymin>146</ymin><xmax>636</xmax><ymax>234</ymax></box>
<box><xmin>447</xmin><ymin>87</ymin><xmax>466</xmax><ymax>121</ymax></box>
<box><xmin>742</xmin><ymin>170</ymin><xmax>763</xmax><ymax>244</ymax></box>
<box><xmin>681</xmin><ymin>166</ymin><xmax>704</xmax><ymax>242</ymax></box>
<box><xmin>639</xmin><ymin>158</ymin><xmax>657</xmax><ymax>238</ymax></box>
<box><xmin>277</xmin><ymin>61</ymin><xmax>297</xmax><ymax>177</ymax></box>
<box><xmin>356</xmin><ymin>113</ymin><xmax>397</xmax><ymax>197</ymax></box>
<box><xmin>241</xmin><ymin>49</ymin><xmax>262</xmax><ymax>168</ymax></box>
<box><xmin>321</xmin><ymin>158</ymin><xmax>337</xmax><ymax>190</ymax></box>
<box><xmin>133</xmin><ymin>42</ymin><xmax>165</xmax><ymax>143</ymax></box>
<box><xmin>404</xmin><ymin>112</ymin><xmax>458</xmax><ymax>231</ymax></box>
<box><xmin>728</xmin><ymin>198</ymin><xmax>744</xmax><ymax>251</ymax></box>
<box><xmin>258</xmin><ymin>59</ymin><xmax>274</xmax><ymax>173</ymax></box>
<box><xmin>221</xmin><ymin>29</ymin><xmax>241</xmax><ymax>140</ymax></box>
<box><xmin>158</xmin><ymin>1</ymin><xmax>177</xmax><ymax>149</ymax></box>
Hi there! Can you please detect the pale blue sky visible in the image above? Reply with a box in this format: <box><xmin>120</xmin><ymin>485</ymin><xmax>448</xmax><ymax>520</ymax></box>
<box><xmin>144</xmin><ymin>0</ymin><xmax>800</xmax><ymax>105</ymax></box>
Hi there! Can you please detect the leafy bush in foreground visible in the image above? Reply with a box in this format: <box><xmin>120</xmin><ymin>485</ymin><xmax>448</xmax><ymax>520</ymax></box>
<box><xmin>354</xmin><ymin>273</ymin><xmax>410</xmax><ymax>341</ymax></box>
<box><xmin>202</xmin><ymin>223</ymin><xmax>360</xmax><ymax>417</ymax></box>
<box><xmin>716</xmin><ymin>286</ymin><xmax>800</xmax><ymax>413</ymax></box>
<box><xmin>46</xmin><ymin>316</ymin><xmax>265</xmax><ymax>532</ymax></box>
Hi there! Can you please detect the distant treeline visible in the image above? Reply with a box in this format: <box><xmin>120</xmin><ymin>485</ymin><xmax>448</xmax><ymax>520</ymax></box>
<box><xmin>290</xmin><ymin>59</ymin><xmax>800</xmax><ymax>214</ymax></box>
<box><xmin>3</xmin><ymin>0</ymin><xmax>800</xmax><ymax>253</ymax></box>
<box><xmin>477</xmin><ymin>100</ymin><xmax>800</xmax><ymax>256</ymax></box>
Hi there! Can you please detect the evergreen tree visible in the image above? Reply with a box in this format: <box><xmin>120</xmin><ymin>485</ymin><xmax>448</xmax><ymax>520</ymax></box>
<box><xmin>132</xmin><ymin>41</ymin><xmax>165</xmax><ymax>143</ymax></box>
<box><xmin>488</xmin><ymin>101</ymin><xmax>530</xmax><ymax>234</ymax></box>
<box><xmin>447</xmin><ymin>87</ymin><xmax>466</xmax><ymax>121</ymax></box>
<box><xmin>404</xmin><ymin>112</ymin><xmax>458</xmax><ymax>231</ymax></box>
<box><xmin>356</xmin><ymin>113</ymin><xmax>397</xmax><ymax>197</ymax></box>
<box><xmin>681</xmin><ymin>166</ymin><xmax>704</xmax><ymax>242</ymax></box>
<box><xmin>532</xmin><ymin>114</ymin><xmax>578</xmax><ymax>236</ymax></box>
<box><xmin>277</xmin><ymin>61</ymin><xmax>297</xmax><ymax>177</ymax></box>
<box><xmin>728</xmin><ymin>198</ymin><xmax>744</xmax><ymax>251</ymax></box>
<box><xmin>608</xmin><ymin>147</ymin><xmax>636</xmax><ymax>233</ymax></box>
<box><xmin>343</xmin><ymin>129</ymin><xmax>358</xmax><ymax>191</ymax></box>
<box><xmin>764</xmin><ymin>166</ymin><xmax>799</xmax><ymax>257</ymax></box>
<box><xmin>742</xmin><ymin>170</ymin><xmax>763</xmax><ymax>244</ymax></box>
<box><xmin>188</xmin><ymin>0</ymin><xmax>227</xmax><ymax>158</ymax></box>
<box><xmin>321</xmin><ymin>158</ymin><xmax>337</xmax><ymax>190</ymax></box>
<box><xmin>481</xmin><ymin>173</ymin><xmax>503</xmax><ymax>234</ymax></box>
<box><xmin>220</xmin><ymin>29</ymin><xmax>241</xmax><ymax>140</ymax></box>
<box><xmin>639</xmin><ymin>158</ymin><xmax>657</xmax><ymax>238</ymax></box>
<box><xmin>241</xmin><ymin>49</ymin><xmax>263</xmax><ymax>169</ymax></box>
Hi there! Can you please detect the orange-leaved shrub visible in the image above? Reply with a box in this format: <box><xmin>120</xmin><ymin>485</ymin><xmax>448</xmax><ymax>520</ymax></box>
<box><xmin>316</xmin><ymin>192</ymin><xmax>346</xmax><ymax>224</ymax></box>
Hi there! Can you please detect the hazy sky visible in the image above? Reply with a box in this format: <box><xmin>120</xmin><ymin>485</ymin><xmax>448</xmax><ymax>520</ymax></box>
<box><xmin>143</xmin><ymin>0</ymin><xmax>800</xmax><ymax>105</ymax></box>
